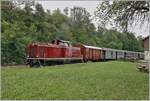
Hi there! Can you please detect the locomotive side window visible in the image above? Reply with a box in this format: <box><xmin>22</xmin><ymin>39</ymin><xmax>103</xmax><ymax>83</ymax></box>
<box><xmin>64</xmin><ymin>43</ymin><xmax>68</xmax><ymax>47</ymax></box>
<box><xmin>59</xmin><ymin>42</ymin><xmax>64</xmax><ymax>46</ymax></box>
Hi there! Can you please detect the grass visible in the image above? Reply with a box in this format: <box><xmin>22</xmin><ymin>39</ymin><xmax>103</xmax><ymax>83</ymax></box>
<box><xmin>1</xmin><ymin>61</ymin><xmax>149</xmax><ymax>100</ymax></box>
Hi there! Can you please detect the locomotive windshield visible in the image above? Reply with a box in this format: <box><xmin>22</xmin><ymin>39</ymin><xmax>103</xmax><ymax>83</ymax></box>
<box><xmin>51</xmin><ymin>39</ymin><xmax>71</xmax><ymax>47</ymax></box>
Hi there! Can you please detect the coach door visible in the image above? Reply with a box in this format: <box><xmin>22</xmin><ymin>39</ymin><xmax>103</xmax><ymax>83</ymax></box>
<box><xmin>89</xmin><ymin>49</ymin><xmax>92</xmax><ymax>60</ymax></box>
<box><xmin>102</xmin><ymin>50</ymin><xmax>105</xmax><ymax>59</ymax></box>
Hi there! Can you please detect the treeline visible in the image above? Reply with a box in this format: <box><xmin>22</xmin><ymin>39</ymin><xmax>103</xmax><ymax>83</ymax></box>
<box><xmin>1</xmin><ymin>1</ymin><xmax>144</xmax><ymax>65</ymax></box>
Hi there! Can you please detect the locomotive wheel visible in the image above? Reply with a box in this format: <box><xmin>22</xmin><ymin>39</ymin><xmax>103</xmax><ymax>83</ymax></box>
<box><xmin>29</xmin><ymin>60</ymin><xmax>40</xmax><ymax>67</ymax></box>
<box><xmin>83</xmin><ymin>59</ymin><xmax>87</xmax><ymax>63</ymax></box>
<box><xmin>29</xmin><ymin>60</ymin><xmax>34</xmax><ymax>67</ymax></box>
<box><xmin>40</xmin><ymin>60</ymin><xmax>45</xmax><ymax>66</ymax></box>
<box><xmin>34</xmin><ymin>62</ymin><xmax>40</xmax><ymax>67</ymax></box>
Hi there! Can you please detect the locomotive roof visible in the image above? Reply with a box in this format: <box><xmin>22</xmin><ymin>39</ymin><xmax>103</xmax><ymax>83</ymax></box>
<box><xmin>55</xmin><ymin>39</ymin><xmax>71</xmax><ymax>43</ymax></box>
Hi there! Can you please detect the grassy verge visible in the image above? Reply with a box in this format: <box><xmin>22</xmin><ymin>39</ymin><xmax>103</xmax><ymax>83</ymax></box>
<box><xmin>1</xmin><ymin>61</ymin><xmax>149</xmax><ymax>100</ymax></box>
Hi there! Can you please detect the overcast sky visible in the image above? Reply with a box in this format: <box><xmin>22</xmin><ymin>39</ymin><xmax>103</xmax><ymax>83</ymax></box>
<box><xmin>37</xmin><ymin>1</ymin><xmax>149</xmax><ymax>37</ymax></box>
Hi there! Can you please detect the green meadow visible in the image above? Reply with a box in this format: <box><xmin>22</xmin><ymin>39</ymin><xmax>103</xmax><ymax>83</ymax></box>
<box><xmin>1</xmin><ymin>61</ymin><xmax>149</xmax><ymax>100</ymax></box>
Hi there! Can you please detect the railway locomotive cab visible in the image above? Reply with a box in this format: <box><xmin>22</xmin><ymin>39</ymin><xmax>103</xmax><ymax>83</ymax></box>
<box><xmin>27</xmin><ymin>39</ymin><xmax>83</xmax><ymax>67</ymax></box>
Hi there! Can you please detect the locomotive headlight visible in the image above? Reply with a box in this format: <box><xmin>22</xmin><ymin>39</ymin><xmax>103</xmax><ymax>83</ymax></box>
<box><xmin>36</xmin><ymin>55</ymin><xmax>39</xmax><ymax>57</ymax></box>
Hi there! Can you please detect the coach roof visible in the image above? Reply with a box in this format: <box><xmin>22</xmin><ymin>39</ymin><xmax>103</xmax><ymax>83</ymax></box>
<box><xmin>83</xmin><ymin>45</ymin><xmax>102</xmax><ymax>50</ymax></box>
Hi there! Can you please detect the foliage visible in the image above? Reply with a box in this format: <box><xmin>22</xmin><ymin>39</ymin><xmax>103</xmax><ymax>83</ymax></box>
<box><xmin>1</xmin><ymin>1</ymin><xmax>144</xmax><ymax>65</ymax></box>
<box><xmin>2</xmin><ymin>61</ymin><xmax>149</xmax><ymax>99</ymax></box>
<box><xmin>95</xmin><ymin>1</ymin><xmax>149</xmax><ymax>32</ymax></box>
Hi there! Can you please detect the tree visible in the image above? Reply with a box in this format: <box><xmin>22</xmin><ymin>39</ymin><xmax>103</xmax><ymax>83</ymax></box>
<box><xmin>70</xmin><ymin>7</ymin><xmax>93</xmax><ymax>29</ymax></box>
<box><xmin>95</xmin><ymin>1</ymin><xmax>149</xmax><ymax>32</ymax></box>
<box><xmin>64</xmin><ymin>7</ymin><xmax>69</xmax><ymax>16</ymax></box>
<box><xmin>70</xmin><ymin>7</ymin><xmax>96</xmax><ymax>45</ymax></box>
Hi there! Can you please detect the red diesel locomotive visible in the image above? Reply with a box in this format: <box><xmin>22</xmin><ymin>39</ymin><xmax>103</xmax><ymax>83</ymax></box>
<box><xmin>27</xmin><ymin>39</ymin><xmax>83</xmax><ymax>67</ymax></box>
